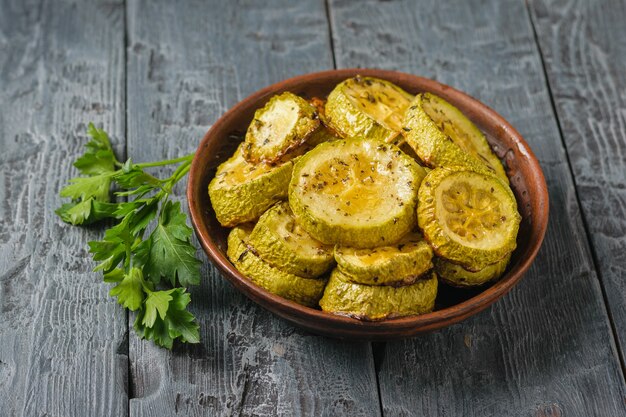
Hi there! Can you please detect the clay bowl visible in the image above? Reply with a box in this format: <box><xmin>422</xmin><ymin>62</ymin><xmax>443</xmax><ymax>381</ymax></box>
<box><xmin>187</xmin><ymin>69</ymin><xmax>549</xmax><ymax>340</ymax></box>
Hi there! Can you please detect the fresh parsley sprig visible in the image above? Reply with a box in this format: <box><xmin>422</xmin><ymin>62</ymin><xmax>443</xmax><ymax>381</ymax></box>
<box><xmin>57</xmin><ymin>123</ymin><xmax>201</xmax><ymax>349</ymax></box>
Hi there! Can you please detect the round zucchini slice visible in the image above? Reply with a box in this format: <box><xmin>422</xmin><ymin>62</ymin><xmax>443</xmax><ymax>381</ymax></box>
<box><xmin>435</xmin><ymin>253</ymin><xmax>511</xmax><ymax>287</ymax></box>
<box><xmin>325</xmin><ymin>76</ymin><xmax>414</xmax><ymax>143</ymax></box>
<box><xmin>244</xmin><ymin>92</ymin><xmax>320</xmax><ymax>164</ymax></box>
<box><xmin>227</xmin><ymin>227</ymin><xmax>327</xmax><ymax>307</ymax></box>
<box><xmin>402</xmin><ymin>93</ymin><xmax>506</xmax><ymax>181</ymax></box>
<box><xmin>335</xmin><ymin>231</ymin><xmax>433</xmax><ymax>285</ymax></box>
<box><xmin>319</xmin><ymin>269</ymin><xmax>438</xmax><ymax>320</ymax></box>
<box><xmin>289</xmin><ymin>138</ymin><xmax>426</xmax><ymax>248</ymax></box>
<box><xmin>247</xmin><ymin>202</ymin><xmax>334</xmax><ymax>278</ymax></box>
<box><xmin>418</xmin><ymin>168</ymin><xmax>520</xmax><ymax>270</ymax></box>
<box><xmin>209</xmin><ymin>145</ymin><xmax>296</xmax><ymax>227</ymax></box>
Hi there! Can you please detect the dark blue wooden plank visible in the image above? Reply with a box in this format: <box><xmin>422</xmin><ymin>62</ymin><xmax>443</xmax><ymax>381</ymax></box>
<box><xmin>126</xmin><ymin>1</ymin><xmax>381</xmax><ymax>416</ymax></box>
<box><xmin>0</xmin><ymin>0</ymin><xmax>128</xmax><ymax>415</ymax></box>
<box><xmin>327</xmin><ymin>0</ymin><xmax>626</xmax><ymax>415</ymax></box>
<box><xmin>528</xmin><ymin>0</ymin><xmax>626</xmax><ymax>369</ymax></box>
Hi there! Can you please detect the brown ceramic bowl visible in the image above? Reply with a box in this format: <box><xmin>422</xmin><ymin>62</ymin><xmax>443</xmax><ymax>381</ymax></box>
<box><xmin>187</xmin><ymin>69</ymin><xmax>548</xmax><ymax>340</ymax></box>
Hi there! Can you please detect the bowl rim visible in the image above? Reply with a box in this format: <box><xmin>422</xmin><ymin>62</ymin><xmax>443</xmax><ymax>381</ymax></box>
<box><xmin>187</xmin><ymin>68</ymin><xmax>549</xmax><ymax>336</ymax></box>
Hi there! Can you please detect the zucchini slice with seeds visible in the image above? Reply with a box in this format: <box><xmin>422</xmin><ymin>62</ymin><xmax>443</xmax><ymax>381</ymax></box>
<box><xmin>244</xmin><ymin>92</ymin><xmax>320</xmax><ymax>164</ymax></box>
<box><xmin>319</xmin><ymin>269</ymin><xmax>438</xmax><ymax>320</ymax></box>
<box><xmin>335</xmin><ymin>231</ymin><xmax>433</xmax><ymax>285</ymax></box>
<box><xmin>227</xmin><ymin>227</ymin><xmax>327</xmax><ymax>307</ymax></box>
<box><xmin>435</xmin><ymin>253</ymin><xmax>511</xmax><ymax>287</ymax></box>
<box><xmin>403</xmin><ymin>93</ymin><xmax>507</xmax><ymax>182</ymax></box>
<box><xmin>418</xmin><ymin>168</ymin><xmax>520</xmax><ymax>270</ymax></box>
<box><xmin>325</xmin><ymin>76</ymin><xmax>414</xmax><ymax>143</ymax></box>
<box><xmin>247</xmin><ymin>202</ymin><xmax>334</xmax><ymax>278</ymax></box>
<box><xmin>289</xmin><ymin>138</ymin><xmax>426</xmax><ymax>248</ymax></box>
<box><xmin>209</xmin><ymin>145</ymin><xmax>296</xmax><ymax>227</ymax></box>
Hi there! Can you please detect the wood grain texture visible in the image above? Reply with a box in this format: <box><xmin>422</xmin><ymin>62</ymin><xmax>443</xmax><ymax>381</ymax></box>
<box><xmin>0</xmin><ymin>0</ymin><xmax>128</xmax><ymax>416</ymax></box>
<box><xmin>126</xmin><ymin>1</ymin><xmax>380</xmax><ymax>415</ymax></box>
<box><xmin>327</xmin><ymin>0</ymin><xmax>626</xmax><ymax>415</ymax></box>
<box><xmin>527</xmin><ymin>0</ymin><xmax>626</xmax><ymax>365</ymax></box>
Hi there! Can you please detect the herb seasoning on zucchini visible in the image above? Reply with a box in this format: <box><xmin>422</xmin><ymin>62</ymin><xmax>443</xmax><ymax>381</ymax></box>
<box><xmin>403</xmin><ymin>93</ymin><xmax>508</xmax><ymax>182</ymax></box>
<box><xmin>335</xmin><ymin>231</ymin><xmax>433</xmax><ymax>286</ymax></box>
<box><xmin>244</xmin><ymin>92</ymin><xmax>320</xmax><ymax>164</ymax></box>
<box><xmin>289</xmin><ymin>137</ymin><xmax>426</xmax><ymax>248</ymax></box>
<box><xmin>325</xmin><ymin>76</ymin><xmax>414</xmax><ymax>144</ymax></box>
<box><xmin>208</xmin><ymin>145</ymin><xmax>296</xmax><ymax>227</ymax></box>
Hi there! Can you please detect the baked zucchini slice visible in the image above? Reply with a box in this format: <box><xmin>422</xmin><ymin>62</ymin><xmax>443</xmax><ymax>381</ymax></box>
<box><xmin>319</xmin><ymin>269</ymin><xmax>438</xmax><ymax>320</ymax></box>
<box><xmin>418</xmin><ymin>168</ymin><xmax>520</xmax><ymax>270</ymax></box>
<box><xmin>227</xmin><ymin>227</ymin><xmax>327</xmax><ymax>307</ymax></box>
<box><xmin>334</xmin><ymin>230</ymin><xmax>433</xmax><ymax>285</ymax></box>
<box><xmin>306</xmin><ymin>125</ymin><xmax>341</xmax><ymax>147</ymax></box>
<box><xmin>289</xmin><ymin>138</ymin><xmax>426</xmax><ymax>248</ymax></box>
<box><xmin>403</xmin><ymin>93</ymin><xmax>507</xmax><ymax>182</ymax></box>
<box><xmin>247</xmin><ymin>202</ymin><xmax>334</xmax><ymax>278</ymax></box>
<box><xmin>325</xmin><ymin>76</ymin><xmax>414</xmax><ymax>143</ymax></box>
<box><xmin>310</xmin><ymin>96</ymin><xmax>343</xmax><ymax>138</ymax></box>
<box><xmin>209</xmin><ymin>145</ymin><xmax>296</xmax><ymax>227</ymax></box>
<box><xmin>399</xmin><ymin>141</ymin><xmax>425</xmax><ymax>165</ymax></box>
<box><xmin>435</xmin><ymin>253</ymin><xmax>511</xmax><ymax>287</ymax></box>
<box><xmin>243</xmin><ymin>92</ymin><xmax>320</xmax><ymax>164</ymax></box>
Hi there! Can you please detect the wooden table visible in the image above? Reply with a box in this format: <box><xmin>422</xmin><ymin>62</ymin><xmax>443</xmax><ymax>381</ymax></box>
<box><xmin>1</xmin><ymin>0</ymin><xmax>625</xmax><ymax>415</ymax></box>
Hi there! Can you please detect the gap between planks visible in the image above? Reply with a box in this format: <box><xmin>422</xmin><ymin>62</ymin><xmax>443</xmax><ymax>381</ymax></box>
<box><xmin>122</xmin><ymin>0</ymin><xmax>134</xmax><ymax>408</ymax></box>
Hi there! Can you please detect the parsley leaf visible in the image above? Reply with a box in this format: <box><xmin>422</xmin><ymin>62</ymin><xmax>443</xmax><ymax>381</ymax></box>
<box><xmin>60</xmin><ymin>173</ymin><xmax>114</xmax><ymax>202</ymax></box>
<box><xmin>109</xmin><ymin>267</ymin><xmax>145</xmax><ymax>311</ymax></box>
<box><xmin>103</xmin><ymin>268</ymin><xmax>125</xmax><ymax>283</ymax></box>
<box><xmin>116</xmin><ymin>198</ymin><xmax>159</xmax><ymax>236</ymax></box>
<box><xmin>115</xmin><ymin>159</ymin><xmax>162</xmax><ymax>189</ymax></box>
<box><xmin>134</xmin><ymin>288</ymin><xmax>200</xmax><ymax>349</ymax></box>
<box><xmin>142</xmin><ymin>289</ymin><xmax>174</xmax><ymax>328</ymax></box>
<box><xmin>89</xmin><ymin>219</ymin><xmax>133</xmax><ymax>273</ymax></box>
<box><xmin>73</xmin><ymin>123</ymin><xmax>117</xmax><ymax>175</ymax></box>
<box><xmin>55</xmin><ymin>198</ymin><xmax>119</xmax><ymax>225</ymax></box>
<box><xmin>74</xmin><ymin>150</ymin><xmax>117</xmax><ymax>176</ymax></box>
<box><xmin>142</xmin><ymin>201</ymin><xmax>202</xmax><ymax>287</ymax></box>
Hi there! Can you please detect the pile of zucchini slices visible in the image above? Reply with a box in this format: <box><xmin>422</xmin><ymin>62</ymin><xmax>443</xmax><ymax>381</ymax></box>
<box><xmin>209</xmin><ymin>77</ymin><xmax>520</xmax><ymax>320</ymax></box>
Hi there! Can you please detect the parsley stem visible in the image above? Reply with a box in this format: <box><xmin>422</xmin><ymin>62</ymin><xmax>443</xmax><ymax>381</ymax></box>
<box><xmin>160</xmin><ymin>159</ymin><xmax>193</xmax><ymax>194</ymax></box>
<box><xmin>136</xmin><ymin>153</ymin><xmax>194</xmax><ymax>168</ymax></box>
<box><xmin>172</xmin><ymin>161</ymin><xmax>192</xmax><ymax>183</ymax></box>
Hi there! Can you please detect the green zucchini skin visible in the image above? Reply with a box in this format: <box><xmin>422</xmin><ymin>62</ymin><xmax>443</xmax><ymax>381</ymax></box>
<box><xmin>244</xmin><ymin>92</ymin><xmax>320</xmax><ymax>164</ymax></box>
<box><xmin>335</xmin><ymin>231</ymin><xmax>433</xmax><ymax>286</ymax></box>
<box><xmin>208</xmin><ymin>146</ymin><xmax>296</xmax><ymax>227</ymax></box>
<box><xmin>402</xmin><ymin>94</ymin><xmax>495</xmax><ymax>177</ymax></box>
<box><xmin>417</xmin><ymin>168</ymin><xmax>520</xmax><ymax>271</ymax></box>
<box><xmin>417</xmin><ymin>93</ymin><xmax>508</xmax><ymax>182</ymax></box>
<box><xmin>435</xmin><ymin>253</ymin><xmax>511</xmax><ymax>287</ymax></box>
<box><xmin>325</xmin><ymin>76</ymin><xmax>414</xmax><ymax>143</ymax></box>
<box><xmin>227</xmin><ymin>227</ymin><xmax>327</xmax><ymax>307</ymax></box>
<box><xmin>319</xmin><ymin>269</ymin><xmax>438</xmax><ymax>320</ymax></box>
<box><xmin>247</xmin><ymin>202</ymin><xmax>334</xmax><ymax>278</ymax></box>
<box><xmin>288</xmin><ymin>137</ymin><xmax>426</xmax><ymax>248</ymax></box>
